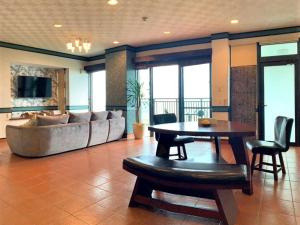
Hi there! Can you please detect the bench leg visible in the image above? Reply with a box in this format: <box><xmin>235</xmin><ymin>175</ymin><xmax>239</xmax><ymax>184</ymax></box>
<box><xmin>214</xmin><ymin>190</ymin><xmax>238</xmax><ymax>225</ymax></box>
<box><xmin>129</xmin><ymin>177</ymin><xmax>153</xmax><ymax>207</ymax></box>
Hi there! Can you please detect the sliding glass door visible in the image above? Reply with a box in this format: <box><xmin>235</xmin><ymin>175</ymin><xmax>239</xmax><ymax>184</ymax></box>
<box><xmin>153</xmin><ymin>65</ymin><xmax>179</xmax><ymax>116</ymax></box>
<box><xmin>138</xmin><ymin>62</ymin><xmax>211</xmax><ymax>125</ymax></box>
<box><xmin>183</xmin><ymin>63</ymin><xmax>211</xmax><ymax>121</ymax></box>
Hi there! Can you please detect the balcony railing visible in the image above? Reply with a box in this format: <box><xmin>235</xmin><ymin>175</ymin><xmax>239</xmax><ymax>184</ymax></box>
<box><xmin>141</xmin><ymin>98</ymin><xmax>211</xmax><ymax>124</ymax></box>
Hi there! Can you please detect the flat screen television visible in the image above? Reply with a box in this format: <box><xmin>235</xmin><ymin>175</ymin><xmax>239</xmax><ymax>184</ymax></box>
<box><xmin>17</xmin><ymin>76</ymin><xmax>52</xmax><ymax>98</ymax></box>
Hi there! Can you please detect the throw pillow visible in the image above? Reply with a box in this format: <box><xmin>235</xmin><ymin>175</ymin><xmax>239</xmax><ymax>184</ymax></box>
<box><xmin>68</xmin><ymin>112</ymin><xmax>91</xmax><ymax>123</ymax></box>
<box><xmin>108</xmin><ymin>110</ymin><xmax>123</xmax><ymax>119</ymax></box>
<box><xmin>21</xmin><ymin>118</ymin><xmax>38</xmax><ymax>127</ymax></box>
<box><xmin>37</xmin><ymin>114</ymin><xmax>69</xmax><ymax>126</ymax></box>
<box><xmin>91</xmin><ymin>111</ymin><xmax>109</xmax><ymax>121</ymax></box>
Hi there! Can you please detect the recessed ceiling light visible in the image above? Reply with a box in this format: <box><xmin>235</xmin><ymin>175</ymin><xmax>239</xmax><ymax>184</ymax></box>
<box><xmin>107</xmin><ymin>0</ymin><xmax>118</xmax><ymax>5</ymax></box>
<box><xmin>163</xmin><ymin>31</ymin><xmax>171</xmax><ymax>34</ymax></box>
<box><xmin>113</xmin><ymin>41</ymin><xmax>120</xmax><ymax>44</ymax></box>
<box><xmin>53</xmin><ymin>24</ymin><xmax>62</xmax><ymax>28</ymax></box>
<box><xmin>230</xmin><ymin>19</ymin><xmax>239</xmax><ymax>24</ymax></box>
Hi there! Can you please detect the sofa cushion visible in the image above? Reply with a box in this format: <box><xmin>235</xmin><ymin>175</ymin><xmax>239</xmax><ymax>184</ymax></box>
<box><xmin>108</xmin><ymin>110</ymin><xmax>123</xmax><ymax>119</ymax></box>
<box><xmin>91</xmin><ymin>111</ymin><xmax>108</xmax><ymax>121</ymax></box>
<box><xmin>69</xmin><ymin>112</ymin><xmax>91</xmax><ymax>123</ymax></box>
<box><xmin>37</xmin><ymin>115</ymin><xmax>69</xmax><ymax>126</ymax></box>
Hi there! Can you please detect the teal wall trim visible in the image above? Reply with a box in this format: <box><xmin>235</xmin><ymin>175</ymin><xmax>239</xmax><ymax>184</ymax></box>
<box><xmin>66</xmin><ymin>105</ymin><xmax>89</xmax><ymax>110</ymax></box>
<box><xmin>211</xmin><ymin>106</ymin><xmax>230</xmax><ymax>112</ymax></box>
<box><xmin>12</xmin><ymin>106</ymin><xmax>58</xmax><ymax>112</ymax></box>
<box><xmin>0</xmin><ymin>108</ymin><xmax>12</xmax><ymax>113</ymax></box>
<box><xmin>105</xmin><ymin>45</ymin><xmax>136</xmax><ymax>55</ymax></box>
<box><xmin>0</xmin><ymin>106</ymin><xmax>59</xmax><ymax>113</ymax></box>
<box><xmin>0</xmin><ymin>41</ymin><xmax>88</xmax><ymax>61</ymax></box>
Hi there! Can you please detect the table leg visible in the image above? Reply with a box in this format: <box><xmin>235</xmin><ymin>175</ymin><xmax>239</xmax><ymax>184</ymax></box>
<box><xmin>229</xmin><ymin>136</ymin><xmax>253</xmax><ymax>195</ymax></box>
<box><xmin>156</xmin><ymin>133</ymin><xmax>176</xmax><ymax>159</ymax></box>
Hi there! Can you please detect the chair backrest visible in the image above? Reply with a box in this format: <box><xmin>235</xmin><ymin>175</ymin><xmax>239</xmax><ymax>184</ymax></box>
<box><xmin>274</xmin><ymin>116</ymin><xmax>294</xmax><ymax>151</ymax></box>
<box><xmin>153</xmin><ymin>113</ymin><xmax>177</xmax><ymax>125</ymax></box>
<box><xmin>153</xmin><ymin>113</ymin><xmax>177</xmax><ymax>141</ymax></box>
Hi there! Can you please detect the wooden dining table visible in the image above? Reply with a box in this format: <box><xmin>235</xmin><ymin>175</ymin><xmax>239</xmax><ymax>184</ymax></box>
<box><xmin>148</xmin><ymin>120</ymin><xmax>256</xmax><ymax>195</ymax></box>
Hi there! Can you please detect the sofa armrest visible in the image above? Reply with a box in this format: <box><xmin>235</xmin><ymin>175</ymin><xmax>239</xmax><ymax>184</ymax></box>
<box><xmin>107</xmin><ymin>117</ymin><xmax>125</xmax><ymax>142</ymax></box>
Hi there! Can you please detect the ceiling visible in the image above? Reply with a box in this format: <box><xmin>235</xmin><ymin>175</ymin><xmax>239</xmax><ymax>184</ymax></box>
<box><xmin>0</xmin><ymin>0</ymin><xmax>299</xmax><ymax>57</ymax></box>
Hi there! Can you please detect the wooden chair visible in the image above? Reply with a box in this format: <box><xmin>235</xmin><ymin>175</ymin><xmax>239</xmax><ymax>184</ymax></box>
<box><xmin>246</xmin><ymin>116</ymin><xmax>293</xmax><ymax>180</ymax></box>
<box><xmin>153</xmin><ymin>113</ymin><xmax>194</xmax><ymax>160</ymax></box>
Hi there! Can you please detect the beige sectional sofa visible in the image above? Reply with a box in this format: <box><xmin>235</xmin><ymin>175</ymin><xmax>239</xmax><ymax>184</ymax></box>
<box><xmin>6</xmin><ymin>111</ymin><xmax>125</xmax><ymax>157</ymax></box>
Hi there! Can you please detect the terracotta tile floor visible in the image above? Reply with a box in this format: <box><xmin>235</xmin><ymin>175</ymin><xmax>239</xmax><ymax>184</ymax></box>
<box><xmin>0</xmin><ymin>137</ymin><xmax>299</xmax><ymax>225</ymax></box>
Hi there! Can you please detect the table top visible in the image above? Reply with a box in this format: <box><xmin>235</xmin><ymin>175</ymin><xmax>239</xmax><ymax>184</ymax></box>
<box><xmin>148</xmin><ymin>120</ymin><xmax>256</xmax><ymax>137</ymax></box>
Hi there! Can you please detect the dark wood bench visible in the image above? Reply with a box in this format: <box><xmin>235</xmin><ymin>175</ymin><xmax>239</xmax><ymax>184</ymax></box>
<box><xmin>123</xmin><ymin>155</ymin><xmax>250</xmax><ymax>225</ymax></box>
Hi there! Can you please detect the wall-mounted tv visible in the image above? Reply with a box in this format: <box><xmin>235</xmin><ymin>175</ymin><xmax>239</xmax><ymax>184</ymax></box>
<box><xmin>17</xmin><ymin>76</ymin><xmax>52</xmax><ymax>98</ymax></box>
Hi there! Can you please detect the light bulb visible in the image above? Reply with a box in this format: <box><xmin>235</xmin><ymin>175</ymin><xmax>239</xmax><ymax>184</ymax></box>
<box><xmin>66</xmin><ymin>42</ymin><xmax>73</xmax><ymax>50</ymax></box>
<box><xmin>108</xmin><ymin>0</ymin><xmax>118</xmax><ymax>5</ymax></box>
<box><xmin>75</xmin><ymin>39</ymin><xmax>80</xmax><ymax>47</ymax></box>
<box><xmin>87</xmin><ymin>43</ymin><xmax>91</xmax><ymax>50</ymax></box>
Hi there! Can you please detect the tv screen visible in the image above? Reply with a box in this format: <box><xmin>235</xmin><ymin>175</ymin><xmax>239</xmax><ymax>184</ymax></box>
<box><xmin>17</xmin><ymin>76</ymin><xmax>52</xmax><ymax>98</ymax></box>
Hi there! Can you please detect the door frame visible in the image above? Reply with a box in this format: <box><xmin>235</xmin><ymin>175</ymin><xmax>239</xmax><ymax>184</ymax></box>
<box><xmin>258</xmin><ymin>58</ymin><xmax>299</xmax><ymax>145</ymax></box>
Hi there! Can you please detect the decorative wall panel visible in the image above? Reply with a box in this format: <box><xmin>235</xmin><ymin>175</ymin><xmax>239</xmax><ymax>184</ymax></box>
<box><xmin>230</xmin><ymin>65</ymin><xmax>257</xmax><ymax>126</ymax></box>
<box><xmin>11</xmin><ymin>65</ymin><xmax>63</xmax><ymax>107</ymax></box>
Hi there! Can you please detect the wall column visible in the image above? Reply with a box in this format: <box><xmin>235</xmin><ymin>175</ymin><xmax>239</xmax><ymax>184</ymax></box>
<box><xmin>211</xmin><ymin>34</ymin><xmax>230</xmax><ymax>120</ymax></box>
<box><xmin>105</xmin><ymin>46</ymin><xmax>136</xmax><ymax>134</ymax></box>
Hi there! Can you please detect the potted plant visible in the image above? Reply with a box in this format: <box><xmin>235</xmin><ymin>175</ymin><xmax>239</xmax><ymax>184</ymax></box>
<box><xmin>127</xmin><ymin>79</ymin><xmax>144</xmax><ymax>139</ymax></box>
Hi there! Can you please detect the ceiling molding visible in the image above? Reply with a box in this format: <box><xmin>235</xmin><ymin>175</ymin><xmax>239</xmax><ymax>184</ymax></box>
<box><xmin>211</xmin><ymin>32</ymin><xmax>230</xmax><ymax>40</ymax></box>
<box><xmin>87</xmin><ymin>54</ymin><xmax>106</xmax><ymax>61</ymax></box>
<box><xmin>0</xmin><ymin>26</ymin><xmax>299</xmax><ymax>63</ymax></box>
<box><xmin>135</xmin><ymin>36</ymin><xmax>211</xmax><ymax>52</ymax></box>
<box><xmin>105</xmin><ymin>45</ymin><xmax>136</xmax><ymax>55</ymax></box>
<box><xmin>230</xmin><ymin>26</ymin><xmax>300</xmax><ymax>40</ymax></box>
<box><xmin>0</xmin><ymin>41</ymin><xmax>88</xmax><ymax>61</ymax></box>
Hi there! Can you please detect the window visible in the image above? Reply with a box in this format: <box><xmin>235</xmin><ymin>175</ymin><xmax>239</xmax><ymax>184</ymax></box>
<box><xmin>91</xmin><ymin>70</ymin><xmax>106</xmax><ymax>111</ymax></box>
<box><xmin>261</xmin><ymin>42</ymin><xmax>297</xmax><ymax>57</ymax></box>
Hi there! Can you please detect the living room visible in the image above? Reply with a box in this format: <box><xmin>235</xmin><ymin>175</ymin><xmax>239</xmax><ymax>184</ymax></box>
<box><xmin>0</xmin><ymin>0</ymin><xmax>300</xmax><ymax>224</ymax></box>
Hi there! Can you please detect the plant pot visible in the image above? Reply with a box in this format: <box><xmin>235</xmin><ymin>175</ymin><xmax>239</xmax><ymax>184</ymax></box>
<box><xmin>133</xmin><ymin>123</ymin><xmax>144</xmax><ymax>139</ymax></box>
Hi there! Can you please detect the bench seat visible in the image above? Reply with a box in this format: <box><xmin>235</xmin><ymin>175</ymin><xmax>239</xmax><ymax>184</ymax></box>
<box><xmin>123</xmin><ymin>155</ymin><xmax>250</xmax><ymax>225</ymax></box>
<box><xmin>124</xmin><ymin>155</ymin><xmax>248</xmax><ymax>185</ymax></box>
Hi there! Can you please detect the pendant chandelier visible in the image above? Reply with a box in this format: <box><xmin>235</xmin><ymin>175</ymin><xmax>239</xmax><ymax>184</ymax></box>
<box><xmin>66</xmin><ymin>39</ymin><xmax>91</xmax><ymax>53</ymax></box>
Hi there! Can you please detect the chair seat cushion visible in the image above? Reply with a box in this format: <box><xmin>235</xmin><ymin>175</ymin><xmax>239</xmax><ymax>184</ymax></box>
<box><xmin>123</xmin><ymin>155</ymin><xmax>248</xmax><ymax>185</ymax></box>
<box><xmin>173</xmin><ymin>136</ymin><xmax>194</xmax><ymax>144</ymax></box>
<box><xmin>246</xmin><ymin>140</ymin><xmax>282</xmax><ymax>154</ymax></box>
